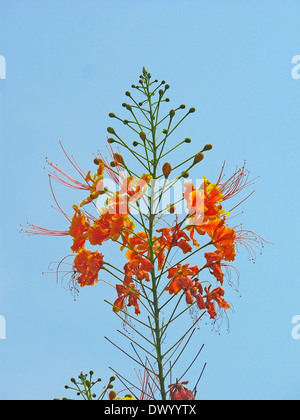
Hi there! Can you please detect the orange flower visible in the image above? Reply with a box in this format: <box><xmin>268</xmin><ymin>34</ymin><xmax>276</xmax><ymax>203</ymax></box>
<box><xmin>113</xmin><ymin>283</ymin><xmax>141</xmax><ymax>315</ymax></box>
<box><xmin>120</xmin><ymin>173</ymin><xmax>152</xmax><ymax>203</ymax></box>
<box><xmin>196</xmin><ymin>219</ymin><xmax>236</xmax><ymax>261</ymax></box>
<box><xmin>73</xmin><ymin>249</ymin><xmax>104</xmax><ymax>287</ymax></box>
<box><xmin>166</xmin><ymin>264</ymin><xmax>202</xmax><ymax>305</ymax></box>
<box><xmin>157</xmin><ymin>225</ymin><xmax>192</xmax><ymax>254</ymax></box>
<box><xmin>88</xmin><ymin>213</ymin><xmax>134</xmax><ymax>246</ymax></box>
<box><xmin>124</xmin><ymin>255</ymin><xmax>153</xmax><ymax>283</ymax></box>
<box><xmin>204</xmin><ymin>250</ymin><xmax>225</xmax><ymax>285</ymax></box>
<box><xmin>125</xmin><ymin>232</ymin><xmax>166</xmax><ymax>271</ymax></box>
<box><xmin>69</xmin><ymin>205</ymin><xmax>90</xmax><ymax>252</ymax></box>
<box><xmin>198</xmin><ymin>286</ymin><xmax>230</xmax><ymax>319</ymax></box>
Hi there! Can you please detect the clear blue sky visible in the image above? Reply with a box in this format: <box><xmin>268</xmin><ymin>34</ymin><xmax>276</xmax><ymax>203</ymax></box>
<box><xmin>1</xmin><ymin>0</ymin><xmax>300</xmax><ymax>400</ymax></box>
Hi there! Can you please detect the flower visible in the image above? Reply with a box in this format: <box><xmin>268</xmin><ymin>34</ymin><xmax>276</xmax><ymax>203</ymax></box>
<box><xmin>197</xmin><ymin>218</ymin><xmax>236</xmax><ymax>262</ymax></box>
<box><xmin>88</xmin><ymin>213</ymin><xmax>134</xmax><ymax>246</ymax></box>
<box><xmin>156</xmin><ymin>225</ymin><xmax>192</xmax><ymax>254</ymax></box>
<box><xmin>169</xmin><ymin>381</ymin><xmax>195</xmax><ymax>400</ymax></box>
<box><xmin>166</xmin><ymin>264</ymin><xmax>203</xmax><ymax>305</ymax></box>
<box><xmin>73</xmin><ymin>249</ymin><xmax>104</xmax><ymax>287</ymax></box>
<box><xmin>124</xmin><ymin>255</ymin><xmax>153</xmax><ymax>283</ymax></box>
<box><xmin>69</xmin><ymin>205</ymin><xmax>90</xmax><ymax>252</ymax></box>
<box><xmin>120</xmin><ymin>173</ymin><xmax>152</xmax><ymax>203</ymax></box>
<box><xmin>197</xmin><ymin>285</ymin><xmax>230</xmax><ymax>319</ymax></box>
<box><xmin>204</xmin><ymin>250</ymin><xmax>225</xmax><ymax>285</ymax></box>
<box><xmin>113</xmin><ymin>282</ymin><xmax>141</xmax><ymax>315</ymax></box>
<box><xmin>125</xmin><ymin>231</ymin><xmax>166</xmax><ymax>271</ymax></box>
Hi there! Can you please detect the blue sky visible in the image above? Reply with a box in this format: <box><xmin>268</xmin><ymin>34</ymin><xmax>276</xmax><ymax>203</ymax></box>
<box><xmin>1</xmin><ymin>0</ymin><xmax>300</xmax><ymax>400</ymax></box>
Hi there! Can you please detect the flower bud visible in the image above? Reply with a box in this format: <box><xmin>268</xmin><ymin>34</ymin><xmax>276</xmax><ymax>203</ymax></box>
<box><xmin>107</xmin><ymin>137</ymin><xmax>115</xmax><ymax>143</ymax></box>
<box><xmin>109</xmin><ymin>390</ymin><xmax>116</xmax><ymax>400</ymax></box>
<box><xmin>189</xmin><ymin>107</ymin><xmax>196</xmax><ymax>113</ymax></box>
<box><xmin>162</xmin><ymin>162</ymin><xmax>172</xmax><ymax>178</ymax></box>
<box><xmin>184</xmin><ymin>138</ymin><xmax>191</xmax><ymax>143</ymax></box>
<box><xmin>169</xmin><ymin>109</ymin><xmax>175</xmax><ymax>118</ymax></box>
<box><xmin>125</xmin><ymin>91</ymin><xmax>131</xmax><ymax>97</ymax></box>
<box><xmin>182</xmin><ymin>171</ymin><xmax>189</xmax><ymax>178</ymax></box>
<box><xmin>203</xmin><ymin>143</ymin><xmax>213</xmax><ymax>151</ymax></box>
<box><xmin>193</xmin><ymin>152</ymin><xmax>204</xmax><ymax>165</ymax></box>
<box><xmin>169</xmin><ymin>204</ymin><xmax>175</xmax><ymax>214</ymax></box>
<box><xmin>139</xmin><ymin>131</ymin><xmax>146</xmax><ymax>141</ymax></box>
<box><xmin>107</xmin><ymin>127</ymin><xmax>116</xmax><ymax>134</ymax></box>
<box><xmin>94</xmin><ymin>158</ymin><xmax>101</xmax><ymax>165</ymax></box>
<box><xmin>109</xmin><ymin>112</ymin><xmax>115</xmax><ymax>118</ymax></box>
<box><xmin>110</xmin><ymin>376</ymin><xmax>116</xmax><ymax>382</ymax></box>
<box><xmin>126</xmin><ymin>104</ymin><xmax>132</xmax><ymax>111</ymax></box>
<box><xmin>114</xmin><ymin>153</ymin><xmax>124</xmax><ymax>164</ymax></box>
<box><xmin>180</xmin><ymin>104</ymin><xmax>186</xmax><ymax>109</ymax></box>
<box><xmin>133</xmin><ymin>141</ymin><xmax>139</xmax><ymax>147</ymax></box>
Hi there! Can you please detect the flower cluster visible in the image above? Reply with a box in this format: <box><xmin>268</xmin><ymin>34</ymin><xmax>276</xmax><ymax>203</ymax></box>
<box><xmin>23</xmin><ymin>68</ymin><xmax>267</xmax><ymax>400</ymax></box>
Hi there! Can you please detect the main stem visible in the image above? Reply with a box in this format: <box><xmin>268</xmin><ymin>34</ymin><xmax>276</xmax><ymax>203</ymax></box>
<box><xmin>145</xmin><ymin>74</ymin><xmax>167</xmax><ymax>400</ymax></box>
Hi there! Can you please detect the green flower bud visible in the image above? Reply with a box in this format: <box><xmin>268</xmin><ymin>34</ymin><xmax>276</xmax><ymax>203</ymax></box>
<box><xmin>133</xmin><ymin>141</ymin><xmax>139</xmax><ymax>147</ymax></box>
<box><xmin>180</xmin><ymin>104</ymin><xmax>186</xmax><ymax>109</ymax></box>
<box><xmin>107</xmin><ymin>127</ymin><xmax>116</xmax><ymax>134</ymax></box>
<box><xmin>184</xmin><ymin>138</ymin><xmax>192</xmax><ymax>143</ymax></box>
<box><xmin>109</xmin><ymin>112</ymin><xmax>115</xmax><ymax>118</ymax></box>
<box><xmin>203</xmin><ymin>143</ymin><xmax>213</xmax><ymax>151</ymax></box>
<box><xmin>182</xmin><ymin>171</ymin><xmax>190</xmax><ymax>178</ymax></box>
<box><xmin>139</xmin><ymin>131</ymin><xmax>146</xmax><ymax>141</ymax></box>
<box><xmin>125</xmin><ymin>91</ymin><xmax>131</xmax><ymax>97</ymax></box>
<box><xmin>189</xmin><ymin>107</ymin><xmax>196</xmax><ymax>113</ymax></box>
<box><xmin>107</xmin><ymin>137</ymin><xmax>115</xmax><ymax>143</ymax></box>
<box><xmin>169</xmin><ymin>109</ymin><xmax>176</xmax><ymax>118</ymax></box>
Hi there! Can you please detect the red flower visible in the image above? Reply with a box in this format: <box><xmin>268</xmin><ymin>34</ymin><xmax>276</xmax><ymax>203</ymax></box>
<box><xmin>169</xmin><ymin>381</ymin><xmax>195</xmax><ymax>400</ymax></box>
